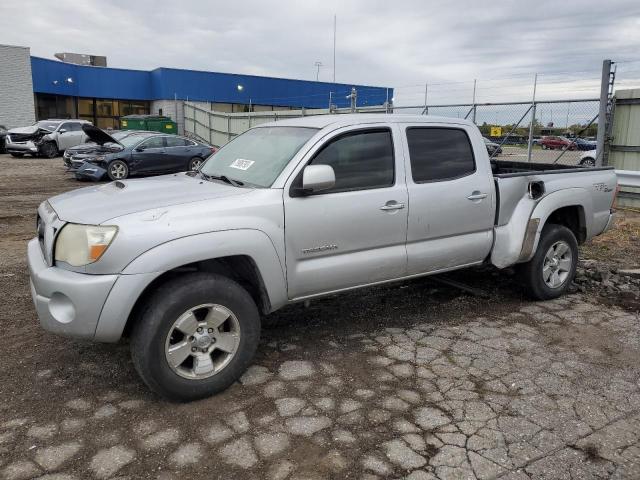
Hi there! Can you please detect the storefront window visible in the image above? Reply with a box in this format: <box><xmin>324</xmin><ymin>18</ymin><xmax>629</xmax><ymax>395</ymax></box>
<box><xmin>78</xmin><ymin>98</ymin><xmax>95</xmax><ymax>116</ymax></box>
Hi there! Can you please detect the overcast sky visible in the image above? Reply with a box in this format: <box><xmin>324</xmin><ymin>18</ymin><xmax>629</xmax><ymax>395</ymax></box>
<box><xmin>2</xmin><ymin>0</ymin><xmax>640</xmax><ymax>105</ymax></box>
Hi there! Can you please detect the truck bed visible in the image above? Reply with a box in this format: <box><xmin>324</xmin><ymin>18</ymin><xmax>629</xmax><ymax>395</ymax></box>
<box><xmin>491</xmin><ymin>159</ymin><xmax>613</xmax><ymax>178</ymax></box>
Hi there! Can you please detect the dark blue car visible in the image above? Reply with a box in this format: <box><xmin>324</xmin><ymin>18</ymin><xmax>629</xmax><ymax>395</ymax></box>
<box><xmin>75</xmin><ymin>125</ymin><xmax>216</xmax><ymax>181</ymax></box>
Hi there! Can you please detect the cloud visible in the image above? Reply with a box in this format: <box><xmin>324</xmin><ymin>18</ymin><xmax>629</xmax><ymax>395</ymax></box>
<box><xmin>1</xmin><ymin>0</ymin><xmax>639</xmax><ymax>105</ymax></box>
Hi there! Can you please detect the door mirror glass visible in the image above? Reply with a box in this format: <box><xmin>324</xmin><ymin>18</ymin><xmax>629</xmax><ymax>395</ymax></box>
<box><xmin>302</xmin><ymin>165</ymin><xmax>335</xmax><ymax>192</ymax></box>
<box><xmin>58</xmin><ymin>128</ymin><xmax>67</xmax><ymax>134</ymax></box>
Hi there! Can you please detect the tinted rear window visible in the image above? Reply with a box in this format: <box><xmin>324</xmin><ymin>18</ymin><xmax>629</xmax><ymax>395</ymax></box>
<box><xmin>406</xmin><ymin>128</ymin><xmax>476</xmax><ymax>182</ymax></box>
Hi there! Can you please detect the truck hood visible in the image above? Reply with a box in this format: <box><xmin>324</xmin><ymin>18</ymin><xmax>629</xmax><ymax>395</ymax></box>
<box><xmin>48</xmin><ymin>173</ymin><xmax>250</xmax><ymax>224</ymax></box>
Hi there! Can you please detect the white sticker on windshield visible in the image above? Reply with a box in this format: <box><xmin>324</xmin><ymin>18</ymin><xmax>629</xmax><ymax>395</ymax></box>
<box><xmin>229</xmin><ymin>158</ymin><xmax>255</xmax><ymax>170</ymax></box>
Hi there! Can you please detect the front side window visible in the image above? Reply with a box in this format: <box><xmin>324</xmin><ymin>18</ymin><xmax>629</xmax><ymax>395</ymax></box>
<box><xmin>307</xmin><ymin>129</ymin><xmax>394</xmax><ymax>193</ymax></box>
<box><xmin>200</xmin><ymin>126</ymin><xmax>317</xmax><ymax>188</ymax></box>
<box><xmin>406</xmin><ymin>128</ymin><xmax>476</xmax><ymax>183</ymax></box>
<box><xmin>139</xmin><ymin>136</ymin><xmax>165</xmax><ymax>149</ymax></box>
<box><xmin>59</xmin><ymin>123</ymin><xmax>73</xmax><ymax>132</ymax></box>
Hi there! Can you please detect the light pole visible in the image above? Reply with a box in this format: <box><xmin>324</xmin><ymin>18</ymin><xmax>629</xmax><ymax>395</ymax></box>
<box><xmin>314</xmin><ymin>61</ymin><xmax>323</xmax><ymax>81</ymax></box>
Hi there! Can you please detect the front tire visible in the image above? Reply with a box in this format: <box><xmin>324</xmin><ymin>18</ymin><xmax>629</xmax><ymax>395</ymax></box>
<box><xmin>107</xmin><ymin>160</ymin><xmax>129</xmax><ymax>180</ymax></box>
<box><xmin>40</xmin><ymin>141</ymin><xmax>58</xmax><ymax>158</ymax></box>
<box><xmin>130</xmin><ymin>272</ymin><xmax>261</xmax><ymax>402</ymax></box>
<box><xmin>518</xmin><ymin>224</ymin><xmax>578</xmax><ymax>300</ymax></box>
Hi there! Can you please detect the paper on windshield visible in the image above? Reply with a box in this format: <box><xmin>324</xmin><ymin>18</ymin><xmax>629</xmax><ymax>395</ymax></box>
<box><xmin>229</xmin><ymin>158</ymin><xmax>255</xmax><ymax>170</ymax></box>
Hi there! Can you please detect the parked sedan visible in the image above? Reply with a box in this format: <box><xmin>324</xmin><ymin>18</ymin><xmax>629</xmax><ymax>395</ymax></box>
<box><xmin>539</xmin><ymin>136</ymin><xmax>576</xmax><ymax>150</ymax></box>
<box><xmin>573</xmin><ymin>137</ymin><xmax>597</xmax><ymax>151</ymax></box>
<box><xmin>63</xmin><ymin>127</ymin><xmax>147</xmax><ymax>171</ymax></box>
<box><xmin>483</xmin><ymin>137</ymin><xmax>502</xmax><ymax>156</ymax></box>
<box><xmin>75</xmin><ymin>130</ymin><xmax>216</xmax><ymax>181</ymax></box>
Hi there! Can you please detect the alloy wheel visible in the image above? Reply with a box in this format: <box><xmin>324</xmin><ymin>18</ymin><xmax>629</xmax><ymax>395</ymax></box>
<box><xmin>542</xmin><ymin>240</ymin><xmax>573</xmax><ymax>289</ymax></box>
<box><xmin>164</xmin><ymin>303</ymin><xmax>241</xmax><ymax>379</ymax></box>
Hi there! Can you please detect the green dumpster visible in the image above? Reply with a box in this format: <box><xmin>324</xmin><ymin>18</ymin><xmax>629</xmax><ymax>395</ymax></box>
<box><xmin>120</xmin><ymin>115</ymin><xmax>177</xmax><ymax>134</ymax></box>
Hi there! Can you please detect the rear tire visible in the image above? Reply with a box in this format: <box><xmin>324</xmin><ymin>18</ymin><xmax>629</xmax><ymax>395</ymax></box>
<box><xmin>518</xmin><ymin>223</ymin><xmax>578</xmax><ymax>300</ymax></box>
<box><xmin>107</xmin><ymin>160</ymin><xmax>129</xmax><ymax>180</ymax></box>
<box><xmin>188</xmin><ymin>156</ymin><xmax>204</xmax><ymax>171</ymax></box>
<box><xmin>130</xmin><ymin>272</ymin><xmax>261</xmax><ymax>402</ymax></box>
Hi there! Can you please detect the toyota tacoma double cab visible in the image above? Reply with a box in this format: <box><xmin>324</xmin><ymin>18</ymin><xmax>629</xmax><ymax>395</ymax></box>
<box><xmin>28</xmin><ymin>115</ymin><xmax>617</xmax><ymax>401</ymax></box>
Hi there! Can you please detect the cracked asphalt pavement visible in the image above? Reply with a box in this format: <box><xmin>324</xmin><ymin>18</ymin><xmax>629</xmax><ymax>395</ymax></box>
<box><xmin>1</xmin><ymin>155</ymin><xmax>639</xmax><ymax>479</ymax></box>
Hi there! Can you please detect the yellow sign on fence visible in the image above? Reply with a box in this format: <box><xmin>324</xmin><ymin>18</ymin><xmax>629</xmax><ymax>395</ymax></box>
<box><xmin>490</xmin><ymin>126</ymin><xmax>502</xmax><ymax>137</ymax></box>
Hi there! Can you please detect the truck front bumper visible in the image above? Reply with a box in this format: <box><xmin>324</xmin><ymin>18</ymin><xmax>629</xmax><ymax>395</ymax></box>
<box><xmin>28</xmin><ymin>238</ymin><xmax>118</xmax><ymax>340</ymax></box>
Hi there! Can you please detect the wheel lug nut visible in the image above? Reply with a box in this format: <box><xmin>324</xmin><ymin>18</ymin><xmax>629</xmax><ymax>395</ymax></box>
<box><xmin>189</xmin><ymin>336</ymin><xmax>195</xmax><ymax>342</ymax></box>
<box><xmin>197</xmin><ymin>327</ymin><xmax>203</xmax><ymax>333</ymax></box>
<box><xmin>191</xmin><ymin>347</ymin><xmax>197</xmax><ymax>352</ymax></box>
<box><xmin>207</xmin><ymin>328</ymin><xmax>213</xmax><ymax>333</ymax></box>
<box><xmin>211</xmin><ymin>338</ymin><xmax>216</xmax><ymax>344</ymax></box>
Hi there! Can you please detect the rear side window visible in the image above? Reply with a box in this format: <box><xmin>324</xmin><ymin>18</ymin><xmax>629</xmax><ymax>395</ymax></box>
<box><xmin>406</xmin><ymin>128</ymin><xmax>476</xmax><ymax>183</ymax></box>
<box><xmin>309</xmin><ymin>129</ymin><xmax>394</xmax><ymax>193</ymax></box>
<box><xmin>166</xmin><ymin>136</ymin><xmax>187</xmax><ymax>147</ymax></box>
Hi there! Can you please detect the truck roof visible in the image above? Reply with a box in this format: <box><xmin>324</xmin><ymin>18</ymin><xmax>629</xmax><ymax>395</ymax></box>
<box><xmin>258</xmin><ymin>114</ymin><xmax>476</xmax><ymax>130</ymax></box>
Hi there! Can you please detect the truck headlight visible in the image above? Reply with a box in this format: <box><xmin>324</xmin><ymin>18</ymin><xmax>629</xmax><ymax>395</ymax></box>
<box><xmin>54</xmin><ymin>224</ymin><xmax>118</xmax><ymax>266</ymax></box>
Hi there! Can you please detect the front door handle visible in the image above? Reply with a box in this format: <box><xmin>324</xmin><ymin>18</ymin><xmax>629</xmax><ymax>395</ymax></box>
<box><xmin>467</xmin><ymin>192</ymin><xmax>488</xmax><ymax>201</ymax></box>
<box><xmin>380</xmin><ymin>201</ymin><xmax>405</xmax><ymax>211</ymax></box>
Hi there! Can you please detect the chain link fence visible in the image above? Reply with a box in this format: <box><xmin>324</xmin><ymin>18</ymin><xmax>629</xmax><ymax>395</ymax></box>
<box><xmin>186</xmin><ymin>98</ymin><xmax>600</xmax><ymax>167</ymax></box>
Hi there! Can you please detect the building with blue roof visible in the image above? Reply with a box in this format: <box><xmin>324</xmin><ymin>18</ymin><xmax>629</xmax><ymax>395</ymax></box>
<box><xmin>0</xmin><ymin>45</ymin><xmax>392</xmax><ymax>131</ymax></box>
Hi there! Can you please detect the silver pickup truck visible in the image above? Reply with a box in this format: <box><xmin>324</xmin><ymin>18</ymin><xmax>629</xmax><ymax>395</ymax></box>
<box><xmin>28</xmin><ymin>115</ymin><xmax>617</xmax><ymax>401</ymax></box>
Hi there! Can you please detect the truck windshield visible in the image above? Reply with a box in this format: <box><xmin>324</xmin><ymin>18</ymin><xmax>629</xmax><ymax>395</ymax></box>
<box><xmin>200</xmin><ymin>127</ymin><xmax>318</xmax><ymax>187</ymax></box>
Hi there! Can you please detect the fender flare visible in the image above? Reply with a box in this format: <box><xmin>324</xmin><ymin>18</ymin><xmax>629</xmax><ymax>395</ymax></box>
<box><xmin>491</xmin><ymin>188</ymin><xmax>592</xmax><ymax>269</ymax></box>
<box><xmin>94</xmin><ymin>229</ymin><xmax>287</xmax><ymax>342</ymax></box>
<box><xmin>524</xmin><ymin>188</ymin><xmax>592</xmax><ymax>262</ymax></box>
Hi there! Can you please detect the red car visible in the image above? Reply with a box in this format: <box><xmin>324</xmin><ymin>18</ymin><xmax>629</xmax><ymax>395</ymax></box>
<box><xmin>540</xmin><ymin>136</ymin><xmax>576</xmax><ymax>150</ymax></box>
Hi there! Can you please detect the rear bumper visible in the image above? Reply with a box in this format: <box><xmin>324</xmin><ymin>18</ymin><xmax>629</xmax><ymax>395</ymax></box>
<box><xmin>28</xmin><ymin>238</ymin><xmax>118</xmax><ymax>340</ymax></box>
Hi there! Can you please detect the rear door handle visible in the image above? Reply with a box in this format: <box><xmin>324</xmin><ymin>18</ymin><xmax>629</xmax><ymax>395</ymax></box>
<box><xmin>380</xmin><ymin>201</ymin><xmax>405</xmax><ymax>211</ymax></box>
<box><xmin>467</xmin><ymin>192</ymin><xmax>488</xmax><ymax>201</ymax></box>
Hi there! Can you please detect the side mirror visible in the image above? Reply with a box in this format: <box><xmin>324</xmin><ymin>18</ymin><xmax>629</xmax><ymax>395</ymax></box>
<box><xmin>135</xmin><ymin>145</ymin><xmax>146</xmax><ymax>152</ymax></box>
<box><xmin>59</xmin><ymin>128</ymin><xmax>67</xmax><ymax>134</ymax></box>
<box><xmin>302</xmin><ymin>165</ymin><xmax>335</xmax><ymax>193</ymax></box>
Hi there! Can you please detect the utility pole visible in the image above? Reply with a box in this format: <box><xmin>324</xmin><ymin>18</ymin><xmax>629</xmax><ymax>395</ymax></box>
<box><xmin>314</xmin><ymin>61</ymin><xmax>323</xmax><ymax>81</ymax></box>
<box><xmin>333</xmin><ymin>15</ymin><xmax>336</xmax><ymax>82</ymax></box>
<box><xmin>595</xmin><ymin>59</ymin><xmax>612</xmax><ymax>167</ymax></box>
<box><xmin>424</xmin><ymin>83</ymin><xmax>428</xmax><ymax>115</ymax></box>
<box><xmin>527</xmin><ymin>73</ymin><xmax>538</xmax><ymax>163</ymax></box>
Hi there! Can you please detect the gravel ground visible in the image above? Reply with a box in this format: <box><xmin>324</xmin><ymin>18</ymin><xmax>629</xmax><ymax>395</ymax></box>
<box><xmin>1</xmin><ymin>154</ymin><xmax>639</xmax><ymax>480</ymax></box>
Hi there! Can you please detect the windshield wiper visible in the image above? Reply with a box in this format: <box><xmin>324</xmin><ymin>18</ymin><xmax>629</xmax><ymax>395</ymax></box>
<box><xmin>200</xmin><ymin>172</ymin><xmax>245</xmax><ymax>187</ymax></box>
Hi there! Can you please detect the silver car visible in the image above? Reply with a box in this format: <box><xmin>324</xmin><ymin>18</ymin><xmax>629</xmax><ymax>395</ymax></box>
<box><xmin>5</xmin><ymin>119</ymin><xmax>91</xmax><ymax>158</ymax></box>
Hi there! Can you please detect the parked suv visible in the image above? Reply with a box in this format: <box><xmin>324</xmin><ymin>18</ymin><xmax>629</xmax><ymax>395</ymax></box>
<box><xmin>5</xmin><ymin>119</ymin><xmax>92</xmax><ymax>158</ymax></box>
<box><xmin>29</xmin><ymin>115</ymin><xmax>616</xmax><ymax>401</ymax></box>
